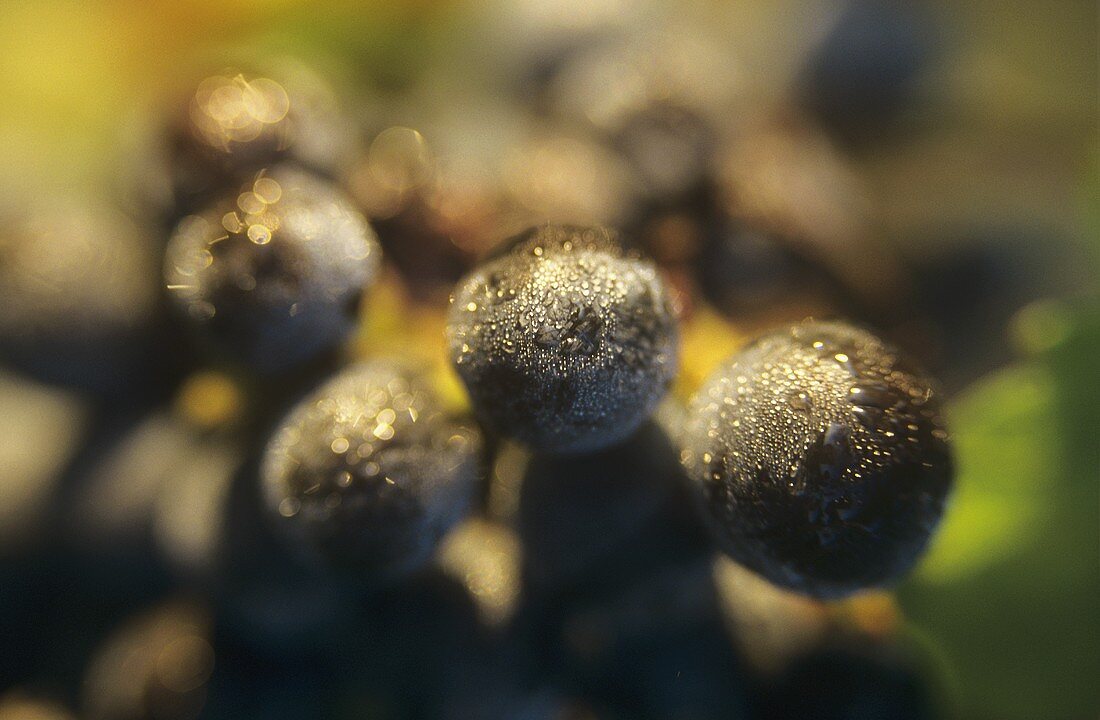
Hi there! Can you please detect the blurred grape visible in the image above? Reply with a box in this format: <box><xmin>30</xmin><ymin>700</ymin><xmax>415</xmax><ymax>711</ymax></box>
<box><xmin>754</xmin><ymin>642</ymin><xmax>939</xmax><ymax>720</ymax></box>
<box><xmin>81</xmin><ymin>602</ymin><xmax>214</xmax><ymax>720</ymax></box>
<box><xmin>797</xmin><ymin>0</ymin><xmax>939</xmax><ymax>147</ymax></box>
<box><xmin>0</xmin><ymin>197</ymin><xmax>164</xmax><ymax>393</ymax></box>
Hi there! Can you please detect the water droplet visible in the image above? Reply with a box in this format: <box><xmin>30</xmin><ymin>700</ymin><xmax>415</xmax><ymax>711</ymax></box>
<box><xmin>833</xmin><ymin>352</ymin><xmax>858</xmax><ymax>375</ymax></box>
<box><xmin>247</xmin><ymin>223</ymin><xmax>272</xmax><ymax>244</ymax></box>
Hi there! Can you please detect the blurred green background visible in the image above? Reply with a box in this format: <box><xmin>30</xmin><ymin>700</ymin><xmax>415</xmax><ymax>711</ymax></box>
<box><xmin>0</xmin><ymin>1</ymin><xmax>1096</xmax><ymax>718</ymax></box>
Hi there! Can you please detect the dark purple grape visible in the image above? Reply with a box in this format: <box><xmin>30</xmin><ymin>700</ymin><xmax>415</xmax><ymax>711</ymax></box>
<box><xmin>797</xmin><ymin>0</ymin><xmax>937</xmax><ymax>146</ymax></box>
<box><xmin>162</xmin><ymin>67</ymin><xmax>356</xmax><ymax>217</ymax></box>
<box><xmin>212</xmin><ymin>451</ymin><xmax>355</xmax><ymax>652</ymax></box>
<box><xmin>682</xmin><ymin>320</ymin><xmax>953</xmax><ymax>598</ymax></box>
<box><xmin>610</xmin><ymin>101</ymin><xmax>717</xmax><ymax>204</ymax></box>
<box><xmin>757</xmin><ymin>643</ymin><xmax>938</xmax><ymax>720</ymax></box>
<box><xmin>0</xmin><ymin>199</ymin><xmax>161</xmax><ymax>392</ymax></box>
<box><xmin>164</xmin><ymin>166</ymin><xmax>380</xmax><ymax>374</ymax></box>
<box><xmin>518</xmin><ymin>420</ymin><xmax>709</xmax><ymax>592</ymax></box>
<box><xmin>260</xmin><ymin>360</ymin><xmax>481</xmax><ymax>584</ymax></box>
<box><xmin>345</xmin><ymin>125</ymin><xmax>506</xmax><ymax>301</ymax></box>
<box><xmin>81</xmin><ymin>603</ymin><xmax>213</xmax><ymax>720</ymax></box>
<box><xmin>547</xmin><ymin>561</ymin><xmax>749</xmax><ymax>720</ymax></box>
<box><xmin>905</xmin><ymin>222</ymin><xmax>1086</xmax><ymax>391</ymax></box>
<box><xmin>446</xmin><ymin>225</ymin><xmax>678</xmax><ymax>454</ymax></box>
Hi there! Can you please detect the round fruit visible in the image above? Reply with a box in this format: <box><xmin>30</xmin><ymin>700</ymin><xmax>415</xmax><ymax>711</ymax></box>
<box><xmin>0</xmin><ymin>198</ymin><xmax>159</xmax><ymax>390</ymax></box>
<box><xmin>261</xmin><ymin>360</ymin><xmax>481</xmax><ymax>583</ymax></box>
<box><xmin>163</xmin><ymin>66</ymin><xmax>355</xmax><ymax>215</ymax></box>
<box><xmin>82</xmin><ymin>603</ymin><xmax>213</xmax><ymax>720</ymax></box>
<box><xmin>446</xmin><ymin>225</ymin><xmax>678</xmax><ymax>454</ymax></box>
<box><xmin>798</xmin><ymin>0</ymin><xmax>935</xmax><ymax>145</ymax></box>
<box><xmin>164</xmin><ymin>166</ymin><xmax>380</xmax><ymax>373</ymax></box>
<box><xmin>682</xmin><ymin>320</ymin><xmax>953</xmax><ymax>598</ymax></box>
<box><xmin>518</xmin><ymin>420</ymin><xmax>705</xmax><ymax>590</ymax></box>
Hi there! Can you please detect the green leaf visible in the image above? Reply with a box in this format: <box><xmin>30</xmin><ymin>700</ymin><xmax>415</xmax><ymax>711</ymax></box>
<box><xmin>899</xmin><ymin>306</ymin><xmax>1100</xmax><ymax>720</ymax></box>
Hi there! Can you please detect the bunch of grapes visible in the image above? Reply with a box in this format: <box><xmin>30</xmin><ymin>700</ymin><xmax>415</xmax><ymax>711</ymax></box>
<box><xmin>0</xmin><ymin>14</ymin><xmax>974</xmax><ymax>719</ymax></box>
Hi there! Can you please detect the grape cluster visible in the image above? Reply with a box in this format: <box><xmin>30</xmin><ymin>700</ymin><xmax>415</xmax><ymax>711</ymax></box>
<box><xmin>0</xmin><ymin>13</ymin><xmax>973</xmax><ymax>716</ymax></box>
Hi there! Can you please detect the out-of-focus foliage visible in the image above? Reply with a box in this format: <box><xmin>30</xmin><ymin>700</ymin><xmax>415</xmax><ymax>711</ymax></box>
<box><xmin>901</xmin><ymin>302</ymin><xmax>1100</xmax><ymax>719</ymax></box>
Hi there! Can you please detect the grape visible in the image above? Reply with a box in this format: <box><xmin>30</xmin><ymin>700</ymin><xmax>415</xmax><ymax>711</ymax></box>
<box><xmin>260</xmin><ymin>360</ymin><xmax>481</xmax><ymax>584</ymax></box>
<box><xmin>757</xmin><ymin>644</ymin><xmax>936</xmax><ymax>720</ymax></box>
<box><xmin>798</xmin><ymin>0</ymin><xmax>936</xmax><ymax>145</ymax></box>
<box><xmin>548</xmin><ymin>561</ymin><xmax>749</xmax><ymax>720</ymax></box>
<box><xmin>163</xmin><ymin>67</ymin><xmax>355</xmax><ymax>216</ymax></box>
<box><xmin>446</xmin><ymin>225</ymin><xmax>678</xmax><ymax>454</ymax></box>
<box><xmin>0</xmin><ymin>199</ymin><xmax>160</xmax><ymax>391</ymax></box>
<box><xmin>164</xmin><ymin>166</ymin><xmax>380</xmax><ymax>374</ymax></box>
<box><xmin>81</xmin><ymin>603</ymin><xmax>213</xmax><ymax>720</ymax></box>
<box><xmin>213</xmin><ymin>452</ymin><xmax>355</xmax><ymax>651</ymax></box>
<box><xmin>682</xmin><ymin>320</ymin><xmax>953</xmax><ymax>598</ymax></box>
<box><xmin>518</xmin><ymin>420</ymin><xmax>707</xmax><ymax>591</ymax></box>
